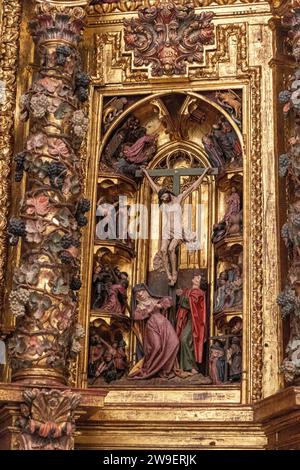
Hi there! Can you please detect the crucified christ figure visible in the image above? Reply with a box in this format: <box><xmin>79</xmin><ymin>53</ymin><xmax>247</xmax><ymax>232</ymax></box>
<box><xmin>142</xmin><ymin>167</ymin><xmax>210</xmax><ymax>286</ymax></box>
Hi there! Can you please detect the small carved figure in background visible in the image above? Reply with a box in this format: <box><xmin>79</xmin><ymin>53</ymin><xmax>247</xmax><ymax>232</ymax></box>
<box><xmin>103</xmin><ymin>116</ymin><xmax>158</xmax><ymax>179</ymax></box>
<box><xmin>214</xmin><ymin>265</ymin><xmax>243</xmax><ymax>313</ymax></box>
<box><xmin>92</xmin><ymin>260</ymin><xmax>129</xmax><ymax>314</ymax></box>
<box><xmin>95</xmin><ymin>196</ymin><xmax>118</xmax><ymax>240</ymax></box>
<box><xmin>214</xmin><ymin>270</ymin><xmax>229</xmax><ymax>313</ymax></box>
<box><xmin>227</xmin><ymin>337</ymin><xmax>242</xmax><ymax>381</ymax></box>
<box><xmin>95</xmin><ymin>195</ymin><xmax>135</xmax><ymax>251</ymax></box>
<box><xmin>215</xmin><ymin>90</ymin><xmax>242</xmax><ymax>127</ymax></box>
<box><xmin>209</xmin><ymin>342</ymin><xmax>225</xmax><ymax>384</ymax></box>
<box><xmin>88</xmin><ymin>319</ymin><xmax>128</xmax><ymax>383</ymax></box>
<box><xmin>227</xmin><ymin>317</ymin><xmax>243</xmax><ymax>382</ymax></box>
<box><xmin>209</xmin><ymin>317</ymin><xmax>242</xmax><ymax>384</ymax></box>
<box><xmin>212</xmin><ymin>186</ymin><xmax>242</xmax><ymax>243</ymax></box>
<box><xmin>0</xmin><ymin>339</ymin><xmax>6</xmax><ymax>365</ymax></box>
<box><xmin>103</xmin><ymin>97</ymin><xmax>128</xmax><ymax>132</ymax></box>
<box><xmin>203</xmin><ymin>117</ymin><xmax>242</xmax><ymax>168</ymax></box>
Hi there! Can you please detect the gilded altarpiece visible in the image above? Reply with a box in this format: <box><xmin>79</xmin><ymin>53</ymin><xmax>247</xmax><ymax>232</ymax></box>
<box><xmin>76</xmin><ymin>0</ymin><xmax>281</xmax><ymax>449</ymax></box>
<box><xmin>0</xmin><ymin>0</ymin><xmax>299</xmax><ymax>451</ymax></box>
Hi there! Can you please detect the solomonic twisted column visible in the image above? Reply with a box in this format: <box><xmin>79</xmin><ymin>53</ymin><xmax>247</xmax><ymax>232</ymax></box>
<box><xmin>277</xmin><ymin>6</ymin><xmax>300</xmax><ymax>385</ymax></box>
<box><xmin>7</xmin><ymin>1</ymin><xmax>90</xmax><ymax>386</ymax></box>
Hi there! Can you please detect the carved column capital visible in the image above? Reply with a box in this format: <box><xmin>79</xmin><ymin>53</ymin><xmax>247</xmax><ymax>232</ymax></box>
<box><xmin>30</xmin><ymin>2</ymin><xmax>87</xmax><ymax>49</ymax></box>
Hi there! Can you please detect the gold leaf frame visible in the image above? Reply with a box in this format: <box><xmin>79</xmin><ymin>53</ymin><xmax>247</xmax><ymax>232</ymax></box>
<box><xmin>77</xmin><ymin>13</ymin><xmax>267</xmax><ymax>403</ymax></box>
<box><xmin>0</xmin><ymin>0</ymin><xmax>22</xmax><ymax>321</ymax></box>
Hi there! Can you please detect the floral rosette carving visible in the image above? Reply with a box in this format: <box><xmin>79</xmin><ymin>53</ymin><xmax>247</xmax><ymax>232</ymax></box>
<box><xmin>7</xmin><ymin>6</ymin><xmax>90</xmax><ymax>382</ymax></box>
<box><xmin>277</xmin><ymin>7</ymin><xmax>300</xmax><ymax>384</ymax></box>
<box><xmin>17</xmin><ymin>388</ymin><xmax>80</xmax><ymax>450</ymax></box>
<box><xmin>124</xmin><ymin>2</ymin><xmax>215</xmax><ymax>76</ymax></box>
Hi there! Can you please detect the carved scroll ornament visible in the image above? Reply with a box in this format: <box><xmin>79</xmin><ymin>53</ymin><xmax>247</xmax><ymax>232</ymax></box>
<box><xmin>124</xmin><ymin>2</ymin><xmax>215</xmax><ymax>76</ymax></box>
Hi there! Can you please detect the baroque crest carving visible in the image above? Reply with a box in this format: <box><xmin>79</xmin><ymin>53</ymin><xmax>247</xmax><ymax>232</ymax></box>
<box><xmin>17</xmin><ymin>388</ymin><xmax>80</xmax><ymax>450</ymax></box>
<box><xmin>124</xmin><ymin>2</ymin><xmax>215</xmax><ymax>76</ymax></box>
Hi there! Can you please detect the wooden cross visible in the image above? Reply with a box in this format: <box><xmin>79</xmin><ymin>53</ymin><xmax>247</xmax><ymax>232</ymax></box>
<box><xmin>136</xmin><ymin>167</ymin><xmax>218</xmax><ymax>195</ymax></box>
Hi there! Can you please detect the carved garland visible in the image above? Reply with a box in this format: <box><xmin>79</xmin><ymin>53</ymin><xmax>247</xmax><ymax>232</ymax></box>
<box><xmin>7</xmin><ymin>3</ymin><xmax>90</xmax><ymax>385</ymax></box>
<box><xmin>277</xmin><ymin>7</ymin><xmax>300</xmax><ymax>384</ymax></box>
<box><xmin>0</xmin><ymin>0</ymin><xmax>22</xmax><ymax>321</ymax></box>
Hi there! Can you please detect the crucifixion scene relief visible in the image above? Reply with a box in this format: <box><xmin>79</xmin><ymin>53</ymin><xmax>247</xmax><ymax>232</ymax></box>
<box><xmin>90</xmin><ymin>91</ymin><xmax>243</xmax><ymax>386</ymax></box>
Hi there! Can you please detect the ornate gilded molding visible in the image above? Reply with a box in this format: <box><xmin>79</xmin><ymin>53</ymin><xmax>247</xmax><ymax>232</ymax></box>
<box><xmin>93</xmin><ymin>31</ymin><xmax>148</xmax><ymax>83</ymax></box>
<box><xmin>0</xmin><ymin>0</ymin><xmax>22</xmax><ymax>321</ymax></box>
<box><xmin>92</xmin><ymin>23</ymin><xmax>242</xmax><ymax>84</ymax></box>
<box><xmin>88</xmin><ymin>0</ymin><xmax>267</xmax><ymax>15</ymax></box>
<box><xmin>16</xmin><ymin>388</ymin><xmax>80</xmax><ymax>450</ymax></box>
<box><xmin>190</xmin><ymin>23</ymin><xmax>247</xmax><ymax>79</ymax></box>
<box><xmin>7</xmin><ymin>3</ymin><xmax>90</xmax><ymax>385</ymax></box>
<box><xmin>277</xmin><ymin>8</ymin><xmax>300</xmax><ymax>385</ymax></box>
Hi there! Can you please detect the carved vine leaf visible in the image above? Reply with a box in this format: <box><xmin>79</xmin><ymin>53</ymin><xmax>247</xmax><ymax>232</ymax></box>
<box><xmin>124</xmin><ymin>2</ymin><xmax>215</xmax><ymax>76</ymax></box>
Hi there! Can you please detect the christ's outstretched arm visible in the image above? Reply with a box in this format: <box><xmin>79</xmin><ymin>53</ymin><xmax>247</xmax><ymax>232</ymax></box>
<box><xmin>142</xmin><ymin>168</ymin><xmax>160</xmax><ymax>194</ymax></box>
<box><xmin>179</xmin><ymin>168</ymin><xmax>210</xmax><ymax>203</ymax></box>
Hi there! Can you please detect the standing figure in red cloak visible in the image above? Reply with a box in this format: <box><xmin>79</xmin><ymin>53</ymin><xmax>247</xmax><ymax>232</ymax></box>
<box><xmin>176</xmin><ymin>274</ymin><xmax>206</xmax><ymax>375</ymax></box>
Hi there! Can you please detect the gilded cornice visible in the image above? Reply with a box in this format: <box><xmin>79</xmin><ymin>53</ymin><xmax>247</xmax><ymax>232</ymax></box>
<box><xmin>87</xmin><ymin>0</ymin><xmax>272</xmax><ymax>15</ymax></box>
<box><xmin>35</xmin><ymin>0</ymin><xmax>88</xmax><ymax>5</ymax></box>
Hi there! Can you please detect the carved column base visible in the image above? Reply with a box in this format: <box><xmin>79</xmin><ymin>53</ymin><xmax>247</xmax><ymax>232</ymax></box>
<box><xmin>12</xmin><ymin>367</ymin><xmax>67</xmax><ymax>387</ymax></box>
<box><xmin>0</xmin><ymin>405</ymin><xmax>20</xmax><ymax>450</ymax></box>
<box><xmin>254</xmin><ymin>387</ymin><xmax>300</xmax><ymax>449</ymax></box>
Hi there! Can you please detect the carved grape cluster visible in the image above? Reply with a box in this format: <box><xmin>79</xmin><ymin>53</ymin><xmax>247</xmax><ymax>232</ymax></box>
<box><xmin>56</xmin><ymin>45</ymin><xmax>72</xmax><ymax>66</ymax></box>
